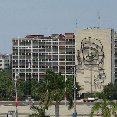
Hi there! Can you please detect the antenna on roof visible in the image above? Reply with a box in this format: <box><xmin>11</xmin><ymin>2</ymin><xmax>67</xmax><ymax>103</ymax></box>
<box><xmin>76</xmin><ymin>19</ymin><xmax>78</xmax><ymax>29</ymax></box>
<box><xmin>75</xmin><ymin>19</ymin><xmax>78</xmax><ymax>34</ymax></box>
<box><xmin>97</xmin><ymin>11</ymin><xmax>101</xmax><ymax>28</ymax></box>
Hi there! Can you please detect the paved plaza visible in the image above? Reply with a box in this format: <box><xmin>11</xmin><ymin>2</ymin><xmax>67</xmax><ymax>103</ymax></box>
<box><xmin>0</xmin><ymin>103</ymin><xmax>101</xmax><ymax>117</ymax></box>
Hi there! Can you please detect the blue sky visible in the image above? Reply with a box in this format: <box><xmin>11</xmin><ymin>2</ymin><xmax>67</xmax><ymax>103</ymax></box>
<box><xmin>0</xmin><ymin>0</ymin><xmax>117</xmax><ymax>53</ymax></box>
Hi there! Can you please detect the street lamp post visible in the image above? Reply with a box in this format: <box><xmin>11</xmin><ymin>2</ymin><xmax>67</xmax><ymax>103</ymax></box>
<box><xmin>14</xmin><ymin>68</ymin><xmax>18</xmax><ymax>117</ymax></box>
<box><xmin>28</xmin><ymin>62</ymin><xmax>32</xmax><ymax>97</ymax></box>
<box><xmin>90</xmin><ymin>65</ymin><xmax>93</xmax><ymax>97</ymax></box>
<box><xmin>73</xmin><ymin>66</ymin><xmax>77</xmax><ymax>117</ymax></box>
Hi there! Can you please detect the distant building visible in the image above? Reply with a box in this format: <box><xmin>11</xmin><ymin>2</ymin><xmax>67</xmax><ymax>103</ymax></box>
<box><xmin>114</xmin><ymin>32</ymin><xmax>117</xmax><ymax>82</ymax></box>
<box><xmin>0</xmin><ymin>54</ymin><xmax>11</xmax><ymax>70</ymax></box>
<box><xmin>12</xmin><ymin>33</ymin><xmax>75</xmax><ymax>81</ymax></box>
<box><xmin>75</xmin><ymin>27</ymin><xmax>115</xmax><ymax>93</ymax></box>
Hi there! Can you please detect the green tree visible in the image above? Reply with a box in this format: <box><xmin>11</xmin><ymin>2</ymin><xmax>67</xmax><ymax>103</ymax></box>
<box><xmin>16</xmin><ymin>80</ymin><xmax>27</xmax><ymax>100</ymax></box>
<box><xmin>91</xmin><ymin>99</ymin><xmax>117</xmax><ymax>117</ymax></box>
<box><xmin>16</xmin><ymin>79</ymin><xmax>41</xmax><ymax>101</ymax></box>
<box><xmin>17</xmin><ymin>80</ymin><xmax>35</xmax><ymax>100</ymax></box>
<box><xmin>0</xmin><ymin>69</ymin><xmax>13</xmax><ymax>100</ymax></box>
<box><xmin>35</xmin><ymin>69</ymin><xmax>80</xmax><ymax>117</ymax></box>
<box><xmin>102</xmin><ymin>82</ymin><xmax>117</xmax><ymax>100</ymax></box>
<box><xmin>43</xmin><ymin>70</ymin><xmax>65</xmax><ymax>117</ymax></box>
<box><xmin>29</xmin><ymin>104</ymin><xmax>45</xmax><ymax>117</ymax></box>
<box><xmin>31</xmin><ymin>80</ymin><xmax>40</xmax><ymax>100</ymax></box>
<box><xmin>65</xmin><ymin>76</ymin><xmax>80</xmax><ymax>109</ymax></box>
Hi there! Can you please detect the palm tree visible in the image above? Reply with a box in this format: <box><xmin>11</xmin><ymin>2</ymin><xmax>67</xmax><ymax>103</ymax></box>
<box><xmin>29</xmin><ymin>105</ymin><xmax>45</xmax><ymax>117</ymax></box>
<box><xmin>35</xmin><ymin>69</ymin><xmax>80</xmax><ymax>117</ymax></box>
<box><xmin>29</xmin><ymin>99</ymin><xmax>50</xmax><ymax>117</ymax></box>
<box><xmin>41</xmin><ymin>69</ymin><xmax>66</xmax><ymax>117</ymax></box>
<box><xmin>91</xmin><ymin>99</ymin><xmax>117</xmax><ymax>117</ymax></box>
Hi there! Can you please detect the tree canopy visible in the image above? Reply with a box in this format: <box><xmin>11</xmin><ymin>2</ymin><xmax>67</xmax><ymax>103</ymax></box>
<box><xmin>31</xmin><ymin>69</ymin><xmax>80</xmax><ymax>117</ymax></box>
<box><xmin>91</xmin><ymin>99</ymin><xmax>117</xmax><ymax>117</ymax></box>
<box><xmin>0</xmin><ymin>69</ymin><xmax>13</xmax><ymax>100</ymax></box>
<box><xmin>102</xmin><ymin>82</ymin><xmax>117</xmax><ymax>100</ymax></box>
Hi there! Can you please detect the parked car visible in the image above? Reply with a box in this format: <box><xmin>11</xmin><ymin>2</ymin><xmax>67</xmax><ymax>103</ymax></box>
<box><xmin>83</xmin><ymin>97</ymin><xmax>98</xmax><ymax>102</ymax></box>
<box><xmin>25</xmin><ymin>96</ymin><xmax>34</xmax><ymax>105</ymax></box>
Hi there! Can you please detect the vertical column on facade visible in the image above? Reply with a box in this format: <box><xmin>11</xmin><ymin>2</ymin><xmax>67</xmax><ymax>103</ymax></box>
<box><xmin>113</xmin><ymin>33</ymin><xmax>117</xmax><ymax>82</ymax></box>
<box><xmin>51</xmin><ymin>39</ymin><xmax>53</xmax><ymax>70</ymax></box>
<box><xmin>25</xmin><ymin>42</ymin><xmax>26</xmax><ymax>81</ymax></box>
<box><xmin>38</xmin><ymin>40</ymin><xmax>40</xmax><ymax>82</ymax></box>
<box><xmin>113</xmin><ymin>35</ymin><xmax>115</xmax><ymax>83</ymax></box>
<box><xmin>58</xmin><ymin>38</ymin><xmax>59</xmax><ymax>73</ymax></box>
<box><xmin>72</xmin><ymin>39</ymin><xmax>75</xmax><ymax>79</ymax></box>
<box><xmin>45</xmin><ymin>39</ymin><xmax>46</xmax><ymax>74</ymax></box>
<box><xmin>12</xmin><ymin>47</ymin><xmax>14</xmax><ymax>80</ymax></box>
<box><xmin>31</xmin><ymin>40</ymin><xmax>33</xmax><ymax>80</ymax></box>
<box><xmin>65</xmin><ymin>38</ymin><xmax>67</xmax><ymax>82</ymax></box>
<box><xmin>64</xmin><ymin>38</ymin><xmax>67</xmax><ymax>105</ymax></box>
<box><xmin>18</xmin><ymin>39</ymin><xmax>20</xmax><ymax>78</ymax></box>
<box><xmin>111</xmin><ymin>30</ymin><xmax>115</xmax><ymax>83</ymax></box>
<box><xmin>12</xmin><ymin>40</ymin><xmax>14</xmax><ymax>80</ymax></box>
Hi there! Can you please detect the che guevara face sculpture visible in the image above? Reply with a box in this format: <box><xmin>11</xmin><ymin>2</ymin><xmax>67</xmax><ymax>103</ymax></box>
<box><xmin>78</xmin><ymin>37</ymin><xmax>104</xmax><ymax>67</ymax></box>
<box><xmin>77</xmin><ymin>37</ymin><xmax>106</xmax><ymax>89</ymax></box>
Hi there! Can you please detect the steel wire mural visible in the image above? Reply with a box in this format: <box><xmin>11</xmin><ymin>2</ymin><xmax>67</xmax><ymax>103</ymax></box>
<box><xmin>77</xmin><ymin>37</ymin><xmax>106</xmax><ymax>90</ymax></box>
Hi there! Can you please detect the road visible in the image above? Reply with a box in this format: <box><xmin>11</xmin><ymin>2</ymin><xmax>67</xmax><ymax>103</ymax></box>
<box><xmin>0</xmin><ymin>100</ymin><xmax>97</xmax><ymax>106</ymax></box>
<box><xmin>0</xmin><ymin>101</ymin><xmax>101</xmax><ymax>117</ymax></box>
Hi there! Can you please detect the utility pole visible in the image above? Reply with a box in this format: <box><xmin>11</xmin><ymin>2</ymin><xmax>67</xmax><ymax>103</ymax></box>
<box><xmin>28</xmin><ymin>62</ymin><xmax>32</xmax><ymax>97</ymax></box>
<box><xmin>90</xmin><ymin>65</ymin><xmax>93</xmax><ymax>97</ymax></box>
<box><xmin>73</xmin><ymin>66</ymin><xmax>77</xmax><ymax>117</ymax></box>
<box><xmin>14</xmin><ymin>68</ymin><xmax>18</xmax><ymax>117</ymax></box>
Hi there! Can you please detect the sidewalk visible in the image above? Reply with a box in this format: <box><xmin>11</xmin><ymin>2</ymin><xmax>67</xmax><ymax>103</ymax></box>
<box><xmin>0</xmin><ymin>104</ymin><xmax>101</xmax><ymax>117</ymax></box>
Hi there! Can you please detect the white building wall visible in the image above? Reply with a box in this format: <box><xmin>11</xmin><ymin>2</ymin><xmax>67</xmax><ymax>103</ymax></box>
<box><xmin>0</xmin><ymin>59</ymin><xmax>4</xmax><ymax>69</ymax></box>
<box><xmin>0</xmin><ymin>54</ymin><xmax>10</xmax><ymax>70</ymax></box>
<box><xmin>75</xmin><ymin>28</ymin><xmax>113</xmax><ymax>93</ymax></box>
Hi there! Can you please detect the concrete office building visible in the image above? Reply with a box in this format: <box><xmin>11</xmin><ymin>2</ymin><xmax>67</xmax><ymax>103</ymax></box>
<box><xmin>0</xmin><ymin>54</ymin><xmax>11</xmax><ymax>70</ymax></box>
<box><xmin>12</xmin><ymin>33</ymin><xmax>75</xmax><ymax>81</ymax></box>
<box><xmin>114</xmin><ymin>32</ymin><xmax>117</xmax><ymax>82</ymax></box>
<box><xmin>75</xmin><ymin>27</ymin><xmax>115</xmax><ymax>94</ymax></box>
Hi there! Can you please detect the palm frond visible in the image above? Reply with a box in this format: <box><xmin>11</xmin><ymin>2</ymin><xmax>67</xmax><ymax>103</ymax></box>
<box><xmin>30</xmin><ymin>105</ymin><xmax>45</xmax><ymax>117</ymax></box>
<box><xmin>91</xmin><ymin>99</ymin><xmax>117</xmax><ymax>117</ymax></box>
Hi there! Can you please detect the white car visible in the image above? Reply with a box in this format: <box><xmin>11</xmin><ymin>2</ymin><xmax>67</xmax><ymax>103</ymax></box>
<box><xmin>83</xmin><ymin>97</ymin><xmax>98</xmax><ymax>102</ymax></box>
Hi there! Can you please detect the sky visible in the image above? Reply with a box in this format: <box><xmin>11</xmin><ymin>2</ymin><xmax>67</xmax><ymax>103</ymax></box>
<box><xmin>0</xmin><ymin>0</ymin><xmax>117</xmax><ymax>53</ymax></box>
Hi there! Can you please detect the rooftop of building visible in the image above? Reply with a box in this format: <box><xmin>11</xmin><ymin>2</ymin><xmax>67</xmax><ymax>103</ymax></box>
<box><xmin>0</xmin><ymin>54</ymin><xmax>10</xmax><ymax>59</ymax></box>
<box><xmin>13</xmin><ymin>33</ymin><xmax>75</xmax><ymax>40</ymax></box>
<box><xmin>81</xmin><ymin>27</ymin><xmax>113</xmax><ymax>31</ymax></box>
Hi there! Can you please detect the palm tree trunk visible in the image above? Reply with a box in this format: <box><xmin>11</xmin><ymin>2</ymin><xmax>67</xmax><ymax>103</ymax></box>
<box><xmin>55</xmin><ymin>101</ymin><xmax>59</xmax><ymax>117</ymax></box>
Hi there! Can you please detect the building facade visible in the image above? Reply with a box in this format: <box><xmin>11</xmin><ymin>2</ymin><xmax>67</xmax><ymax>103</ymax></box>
<box><xmin>0</xmin><ymin>54</ymin><xmax>11</xmax><ymax>70</ymax></box>
<box><xmin>75</xmin><ymin>27</ymin><xmax>115</xmax><ymax>94</ymax></box>
<box><xmin>12</xmin><ymin>33</ymin><xmax>75</xmax><ymax>81</ymax></box>
<box><xmin>114</xmin><ymin>32</ymin><xmax>117</xmax><ymax>82</ymax></box>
